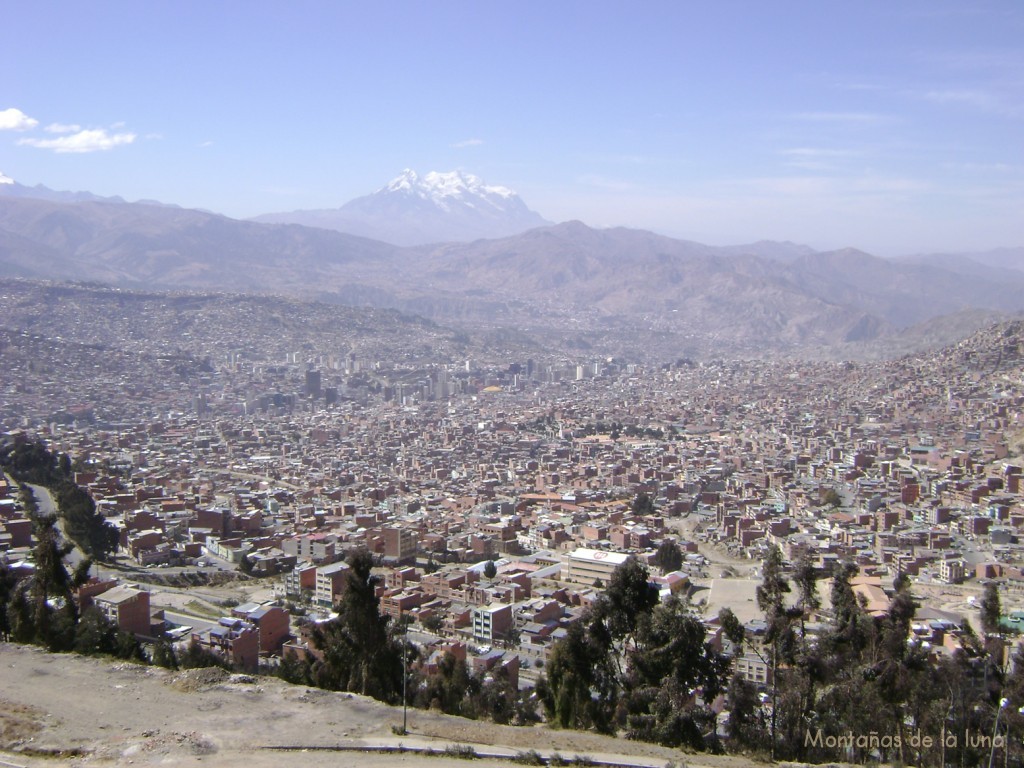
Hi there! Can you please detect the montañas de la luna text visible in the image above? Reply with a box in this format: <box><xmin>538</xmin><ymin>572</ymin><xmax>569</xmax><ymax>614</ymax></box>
<box><xmin>805</xmin><ymin>729</ymin><xmax>1009</xmax><ymax>751</ymax></box>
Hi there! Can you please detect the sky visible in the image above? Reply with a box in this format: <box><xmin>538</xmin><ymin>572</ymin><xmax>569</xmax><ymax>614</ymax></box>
<box><xmin>2</xmin><ymin>1</ymin><xmax>1023</xmax><ymax>256</ymax></box>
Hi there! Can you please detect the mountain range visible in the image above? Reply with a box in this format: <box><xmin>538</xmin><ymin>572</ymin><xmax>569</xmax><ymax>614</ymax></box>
<box><xmin>1</xmin><ymin>172</ymin><xmax>1023</xmax><ymax>359</ymax></box>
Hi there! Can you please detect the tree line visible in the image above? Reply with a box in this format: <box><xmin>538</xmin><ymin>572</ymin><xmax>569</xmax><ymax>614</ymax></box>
<box><xmin>0</xmin><ymin>437</ymin><xmax>119</xmax><ymax>561</ymax></box>
<box><xmin>275</xmin><ymin>548</ymin><xmax>540</xmax><ymax>726</ymax></box>
<box><xmin>534</xmin><ymin>544</ymin><xmax>1024</xmax><ymax>767</ymax></box>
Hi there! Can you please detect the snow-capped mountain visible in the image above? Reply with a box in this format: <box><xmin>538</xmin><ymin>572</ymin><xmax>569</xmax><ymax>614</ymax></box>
<box><xmin>382</xmin><ymin>169</ymin><xmax>515</xmax><ymax>205</ymax></box>
<box><xmin>253</xmin><ymin>169</ymin><xmax>550</xmax><ymax>246</ymax></box>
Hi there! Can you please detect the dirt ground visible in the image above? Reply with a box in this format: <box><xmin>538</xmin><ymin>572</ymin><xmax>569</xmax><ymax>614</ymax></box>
<box><xmin>0</xmin><ymin>643</ymin><xmax>771</xmax><ymax>768</ymax></box>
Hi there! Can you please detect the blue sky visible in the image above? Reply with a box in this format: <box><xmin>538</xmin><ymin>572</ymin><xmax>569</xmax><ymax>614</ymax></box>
<box><xmin>2</xmin><ymin>1</ymin><xmax>1022</xmax><ymax>255</ymax></box>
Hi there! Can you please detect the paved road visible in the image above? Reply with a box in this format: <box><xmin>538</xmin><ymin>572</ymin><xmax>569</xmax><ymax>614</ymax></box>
<box><xmin>27</xmin><ymin>482</ymin><xmax>89</xmax><ymax>572</ymax></box>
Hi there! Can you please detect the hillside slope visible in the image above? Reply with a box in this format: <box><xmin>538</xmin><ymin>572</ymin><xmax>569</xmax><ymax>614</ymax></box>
<box><xmin>0</xmin><ymin>643</ymin><xmax>761</xmax><ymax>768</ymax></box>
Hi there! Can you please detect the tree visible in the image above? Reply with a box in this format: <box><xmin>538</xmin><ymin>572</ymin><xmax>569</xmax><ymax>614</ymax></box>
<box><xmin>629</xmin><ymin>595</ymin><xmax>729</xmax><ymax>704</ymax></box>
<box><xmin>980</xmin><ymin>582</ymin><xmax>1002</xmax><ymax>636</ymax></box>
<box><xmin>632</xmin><ymin>492</ymin><xmax>656</xmax><ymax>517</ymax></box>
<box><xmin>276</xmin><ymin>649</ymin><xmax>312</xmax><ymax>685</ymax></box>
<box><xmin>0</xmin><ymin>437</ymin><xmax>118</xmax><ymax>561</ymax></box>
<box><xmin>756</xmin><ymin>546</ymin><xmax>790</xmax><ymax>627</ymax></box>
<box><xmin>421</xmin><ymin>612</ymin><xmax>444</xmax><ymax>634</ymax></box>
<box><xmin>793</xmin><ymin>552</ymin><xmax>820</xmax><ymax>620</ymax></box>
<box><xmin>483</xmin><ymin>559</ymin><xmax>497</xmax><ymax>579</ymax></box>
<box><xmin>56</xmin><ymin>481</ymin><xmax>119</xmax><ymax>561</ymax></box>
<box><xmin>312</xmin><ymin>548</ymin><xmax>403</xmax><ymax>701</ymax></box>
<box><xmin>418</xmin><ymin>651</ymin><xmax>478</xmax><ymax>716</ymax></box>
<box><xmin>152</xmin><ymin>637</ymin><xmax>179</xmax><ymax>670</ymax></box>
<box><xmin>0</xmin><ymin>562</ymin><xmax>21</xmax><ymax>641</ymax></box>
<box><xmin>28</xmin><ymin>514</ymin><xmax>82</xmax><ymax>651</ymax></box>
<box><xmin>598</xmin><ymin>556</ymin><xmax>658</xmax><ymax>645</ymax></box>
<box><xmin>727</xmin><ymin>672</ymin><xmax>768</xmax><ymax>752</ymax></box>
<box><xmin>539</xmin><ymin>618</ymin><xmax>617</xmax><ymax>732</ymax></box>
<box><xmin>74</xmin><ymin>607</ymin><xmax>119</xmax><ymax>656</ymax></box>
<box><xmin>653</xmin><ymin>538</ymin><xmax>683</xmax><ymax>574</ymax></box>
<box><xmin>718</xmin><ymin>606</ymin><xmax>746</xmax><ymax>650</ymax></box>
<box><xmin>179</xmin><ymin>639</ymin><xmax>229</xmax><ymax>669</ymax></box>
<box><xmin>755</xmin><ymin>545</ymin><xmax>793</xmax><ymax>761</ymax></box>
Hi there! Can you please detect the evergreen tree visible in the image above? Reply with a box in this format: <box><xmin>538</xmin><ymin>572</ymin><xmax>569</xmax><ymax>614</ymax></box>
<box><xmin>755</xmin><ymin>545</ymin><xmax>793</xmax><ymax>760</ymax></box>
<box><xmin>477</xmin><ymin>665</ymin><xmax>519</xmax><ymax>724</ymax></box>
<box><xmin>7</xmin><ymin>582</ymin><xmax>34</xmax><ymax>643</ymax></box>
<box><xmin>74</xmin><ymin>606</ymin><xmax>119</xmax><ymax>655</ymax></box>
<box><xmin>624</xmin><ymin>595</ymin><xmax>730</xmax><ymax>748</ymax></box>
<box><xmin>179</xmin><ymin>639</ymin><xmax>229</xmax><ymax>669</ymax></box>
<box><xmin>56</xmin><ymin>481</ymin><xmax>119</xmax><ymax>561</ymax></box>
<box><xmin>631</xmin><ymin>492</ymin><xmax>655</xmax><ymax>516</ymax></box>
<box><xmin>596</xmin><ymin>555</ymin><xmax>658</xmax><ymax>645</ymax></box>
<box><xmin>824</xmin><ymin>560</ymin><xmax>867</xmax><ymax>660</ymax></box>
<box><xmin>793</xmin><ymin>552</ymin><xmax>820</xmax><ymax>620</ymax></box>
<box><xmin>152</xmin><ymin>637</ymin><xmax>179</xmax><ymax>670</ymax></box>
<box><xmin>418</xmin><ymin>651</ymin><xmax>478</xmax><ymax>716</ymax></box>
<box><xmin>539</xmin><ymin>618</ymin><xmax>617</xmax><ymax>732</ymax></box>
<box><xmin>629</xmin><ymin>595</ymin><xmax>728</xmax><ymax>701</ymax></box>
<box><xmin>483</xmin><ymin>559</ymin><xmax>497</xmax><ymax>579</ymax></box>
<box><xmin>653</xmin><ymin>538</ymin><xmax>683</xmax><ymax>573</ymax></box>
<box><xmin>28</xmin><ymin>514</ymin><xmax>80</xmax><ymax>651</ymax></box>
<box><xmin>0</xmin><ymin>562</ymin><xmax>20</xmax><ymax>641</ymax></box>
<box><xmin>718</xmin><ymin>606</ymin><xmax>746</xmax><ymax>650</ymax></box>
<box><xmin>726</xmin><ymin>672</ymin><xmax>768</xmax><ymax>752</ymax></box>
<box><xmin>312</xmin><ymin>548</ymin><xmax>403</xmax><ymax>701</ymax></box>
<box><xmin>981</xmin><ymin>581</ymin><xmax>1002</xmax><ymax>636</ymax></box>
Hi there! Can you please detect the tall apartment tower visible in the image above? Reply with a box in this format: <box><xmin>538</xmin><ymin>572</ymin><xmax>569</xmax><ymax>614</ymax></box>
<box><xmin>305</xmin><ymin>369</ymin><xmax>322</xmax><ymax>399</ymax></box>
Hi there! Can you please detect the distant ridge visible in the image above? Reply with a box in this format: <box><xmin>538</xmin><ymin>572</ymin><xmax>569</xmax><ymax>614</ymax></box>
<box><xmin>2</xmin><ymin>182</ymin><xmax>1024</xmax><ymax>358</ymax></box>
<box><xmin>0</xmin><ymin>171</ymin><xmax>180</xmax><ymax>209</ymax></box>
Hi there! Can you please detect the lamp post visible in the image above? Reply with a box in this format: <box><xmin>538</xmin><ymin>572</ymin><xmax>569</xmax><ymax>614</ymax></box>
<box><xmin>988</xmin><ymin>697</ymin><xmax>1008</xmax><ymax>768</ymax></box>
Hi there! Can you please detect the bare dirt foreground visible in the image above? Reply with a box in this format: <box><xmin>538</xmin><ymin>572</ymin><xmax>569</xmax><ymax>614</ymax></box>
<box><xmin>0</xmin><ymin>643</ymin><xmax>771</xmax><ymax>768</ymax></box>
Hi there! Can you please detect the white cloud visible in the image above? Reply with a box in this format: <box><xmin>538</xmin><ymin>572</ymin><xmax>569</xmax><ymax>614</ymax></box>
<box><xmin>940</xmin><ymin>161</ymin><xmax>1017</xmax><ymax>174</ymax></box>
<box><xmin>780</xmin><ymin>148</ymin><xmax>858</xmax><ymax>158</ymax></box>
<box><xmin>199</xmin><ymin>140</ymin><xmax>214</xmax><ymax>148</ymax></box>
<box><xmin>925</xmin><ymin>89</ymin><xmax>995</xmax><ymax>108</ymax></box>
<box><xmin>0</xmin><ymin>107</ymin><xmax>39</xmax><ymax>131</ymax></box>
<box><xmin>18</xmin><ymin>128</ymin><xmax>136</xmax><ymax>153</ymax></box>
<box><xmin>921</xmin><ymin>88</ymin><xmax>1022</xmax><ymax>117</ymax></box>
<box><xmin>779</xmin><ymin>148</ymin><xmax>863</xmax><ymax>171</ymax></box>
<box><xmin>44</xmin><ymin>122</ymin><xmax>82</xmax><ymax>134</ymax></box>
<box><xmin>792</xmin><ymin>111</ymin><xmax>890</xmax><ymax>124</ymax></box>
<box><xmin>451</xmin><ymin>138</ymin><xmax>484</xmax><ymax>148</ymax></box>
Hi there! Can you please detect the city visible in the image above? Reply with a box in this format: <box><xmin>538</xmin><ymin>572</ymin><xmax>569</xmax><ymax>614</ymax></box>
<box><xmin>3</xmin><ymin>278</ymin><xmax>1024</xmax><ymax>764</ymax></box>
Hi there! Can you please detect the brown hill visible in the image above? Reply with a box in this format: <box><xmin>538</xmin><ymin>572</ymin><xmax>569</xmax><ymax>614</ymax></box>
<box><xmin>4</xmin><ymin>195</ymin><xmax>1024</xmax><ymax>358</ymax></box>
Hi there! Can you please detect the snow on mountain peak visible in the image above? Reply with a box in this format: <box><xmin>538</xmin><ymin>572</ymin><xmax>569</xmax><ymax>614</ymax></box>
<box><xmin>379</xmin><ymin>169</ymin><xmax>516</xmax><ymax>203</ymax></box>
<box><xmin>384</xmin><ymin>168</ymin><xmax>420</xmax><ymax>193</ymax></box>
<box><xmin>0</xmin><ymin>171</ymin><xmax>14</xmax><ymax>185</ymax></box>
